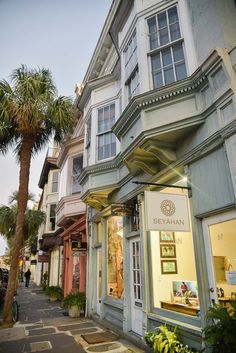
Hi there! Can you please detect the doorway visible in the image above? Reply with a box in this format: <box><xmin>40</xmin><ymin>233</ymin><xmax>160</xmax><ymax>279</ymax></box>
<box><xmin>202</xmin><ymin>210</ymin><xmax>236</xmax><ymax>305</ymax></box>
<box><xmin>130</xmin><ymin>238</ymin><xmax>143</xmax><ymax>335</ymax></box>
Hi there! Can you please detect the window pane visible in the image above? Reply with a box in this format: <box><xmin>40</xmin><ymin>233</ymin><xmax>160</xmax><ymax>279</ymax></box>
<box><xmin>72</xmin><ymin>156</ymin><xmax>82</xmax><ymax>193</ymax></box>
<box><xmin>153</xmin><ymin>71</ymin><xmax>163</xmax><ymax>89</ymax></box>
<box><xmin>107</xmin><ymin>216</ymin><xmax>124</xmax><ymax>298</ymax></box>
<box><xmin>151</xmin><ymin>53</ymin><xmax>161</xmax><ymax>71</ymax></box>
<box><xmin>148</xmin><ymin>17</ymin><xmax>158</xmax><ymax>50</ymax></box>
<box><xmin>164</xmin><ymin>66</ymin><xmax>175</xmax><ymax>84</ymax></box>
<box><xmin>168</xmin><ymin>6</ymin><xmax>178</xmax><ymax>24</ymax></box>
<box><xmin>173</xmin><ymin>43</ymin><xmax>184</xmax><ymax>62</ymax></box>
<box><xmin>159</xmin><ymin>27</ymin><xmax>169</xmax><ymax>46</ymax></box>
<box><xmin>170</xmin><ymin>22</ymin><xmax>181</xmax><ymax>41</ymax></box>
<box><xmin>175</xmin><ymin>62</ymin><xmax>187</xmax><ymax>80</ymax></box>
<box><xmin>98</xmin><ymin>108</ymin><xmax>104</xmax><ymax>133</ymax></box>
<box><xmin>158</xmin><ymin>12</ymin><xmax>167</xmax><ymax>29</ymax></box>
<box><xmin>162</xmin><ymin>48</ymin><xmax>172</xmax><ymax>67</ymax></box>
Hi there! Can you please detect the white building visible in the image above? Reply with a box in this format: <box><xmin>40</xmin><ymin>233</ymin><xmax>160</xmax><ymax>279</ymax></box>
<box><xmin>71</xmin><ymin>0</ymin><xmax>236</xmax><ymax>349</ymax></box>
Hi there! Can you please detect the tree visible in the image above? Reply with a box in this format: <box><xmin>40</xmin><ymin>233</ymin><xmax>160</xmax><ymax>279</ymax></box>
<box><xmin>0</xmin><ymin>191</ymin><xmax>45</xmax><ymax>251</ymax></box>
<box><xmin>0</xmin><ymin>65</ymin><xmax>75</xmax><ymax>325</ymax></box>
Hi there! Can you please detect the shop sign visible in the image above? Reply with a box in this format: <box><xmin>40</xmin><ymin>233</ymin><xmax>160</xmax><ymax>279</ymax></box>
<box><xmin>38</xmin><ymin>255</ymin><xmax>49</xmax><ymax>263</ymax></box>
<box><xmin>145</xmin><ymin>191</ymin><xmax>190</xmax><ymax>232</ymax></box>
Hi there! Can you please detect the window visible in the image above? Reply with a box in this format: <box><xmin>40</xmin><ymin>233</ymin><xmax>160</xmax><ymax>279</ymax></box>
<box><xmin>97</xmin><ymin>104</ymin><xmax>116</xmax><ymax>161</ymax></box>
<box><xmin>147</xmin><ymin>6</ymin><xmax>187</xmax><ymax>89</ymax></box>
<box><xmin>124</xmin><ymin>31</ymin><xmax>138</xmax><ymax>79</ymax></box>
<box><xmin>124</xmin><ymin>31</ymin><xmax>140</xmax><ymax>101</ymax></box>
<box><xmin>86</xmin><ymin>116</ymin><xmax>91</xmax><ymax>165</ymax></box>
<box><xmin>72</xmin><ymin>155</ymin><xmax>83</xmax><ymax>193</ymax></box>
<box><xmin>128</xmin><ymin>68</ymin><xmax>140</xmax><ymax>101</ymax></box>
<box><xmin>49</xmin><ymin>204</ymin><xmax>56</xmax><ymax>231</ymax></box>
<box><xmin>51</xmin><ymin>171</ymin><xmax>59</xmax><ymax>193</ymax></box>
<box><xmin>107</xmin><ymin>216</ymin><xmax>124</xmax><ymax>299</ymax></box>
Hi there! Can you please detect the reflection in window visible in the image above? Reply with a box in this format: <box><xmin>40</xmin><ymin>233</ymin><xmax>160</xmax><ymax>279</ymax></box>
<box><xmin>107</xmin><ymin>216</ymin><xmax>124</xmax><ymax>298</ymax></box>
<box><xmin>49</xmin><ymin>204</ymin><xmax>56</xmax><ymax>231</ymax></box>
<box><xmin>72</xmin><ymin>155</ymin><xmax>83</xmax><ymax>193</ymax></box>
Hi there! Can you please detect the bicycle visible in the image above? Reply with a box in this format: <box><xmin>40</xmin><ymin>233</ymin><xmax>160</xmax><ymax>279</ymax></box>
<box><xmin>0</xmin><ymin>287</ymin><xmax>19</xmax><ymax>322</ymax></box>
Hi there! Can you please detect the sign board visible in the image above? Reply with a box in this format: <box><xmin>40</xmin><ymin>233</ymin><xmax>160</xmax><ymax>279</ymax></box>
<box><xmin>38</xmin><ymin>255</ymin><xmax>49</xmax><ymax>263</ymax></box>
<box><xmin>145</xmin><ymin>191</ymin><xmax>190</xmax><ymax>232</ymax></box>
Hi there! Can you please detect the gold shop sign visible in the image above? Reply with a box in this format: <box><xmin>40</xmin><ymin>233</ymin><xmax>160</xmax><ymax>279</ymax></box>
<box><xmin>145</xmin><ymin>191</ymin><xmax>190</xmax><ymax>232</ymax></box>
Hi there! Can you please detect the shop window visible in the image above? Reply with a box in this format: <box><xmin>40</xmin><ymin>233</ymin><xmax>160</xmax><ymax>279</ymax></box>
<box><xmin>209</xmin><ymin>218</ymin><xmax>236</xmax><ymax>303</ymax></box>
<box><xmin>107</xmin><ymin>216</ymin><xmax>124</xmax><ymax>299</ymax></box>
<box><xmin>150</xmin><ymin>229</ymin><xmax>200</xmax><ymax>316</ymax></box>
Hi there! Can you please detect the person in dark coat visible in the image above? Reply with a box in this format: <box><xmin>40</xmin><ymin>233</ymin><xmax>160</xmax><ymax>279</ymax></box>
<box><xmin>24</xmin><ymin>269</ymin><xmax>31</xmax><ymax>288</ymax></box>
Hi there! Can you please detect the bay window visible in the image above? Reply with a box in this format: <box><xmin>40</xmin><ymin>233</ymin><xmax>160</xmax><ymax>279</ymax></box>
<box><xmin>97</xmin><ymin>103</ymin><xmax>116</xmax><ymax>161</ymax></box>
<box><xmin>148</xmin><ymin>5</ymin><xmax>187</xmax><ymax>89</ymax></box>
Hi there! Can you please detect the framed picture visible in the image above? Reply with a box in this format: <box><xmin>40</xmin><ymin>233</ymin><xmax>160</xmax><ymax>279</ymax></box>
<box><xmin>160</xmin><ymin>231</ymin><xmax>175</xmax><ymax>243</ymax></box>
<box><xmin>160</xmin><ymin>244</ymin><xmax>176</xmax><ymax>258</ymax></box>
<box><xmin>161</xmin><ymin>260</ymin><xmax>178</xmax><ymax>274</ymax></box>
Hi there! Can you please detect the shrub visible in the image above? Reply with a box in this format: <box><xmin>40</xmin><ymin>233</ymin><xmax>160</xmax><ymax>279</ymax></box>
<box><xmin>144</xmin><ymin>325</ymin><xmax>197</xmax><ymax>353</ymax></box>
<box><xmin>62</xmin><ymin>292</ymin><xmax>86</xmax><ymax>309</ymax></box>
<box><xmin>203</xmin><ymin>299</ymin><xmax>236</xmax><ymax>353</ymax></box>
<box><xmin>45</xmin><ymin>286</ymin><xmax>62</xmax><ymax>300</ymax></box>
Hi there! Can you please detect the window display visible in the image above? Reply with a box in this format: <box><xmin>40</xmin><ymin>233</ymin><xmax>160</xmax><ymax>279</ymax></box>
<box><xmin>107</xmin><ymin>216</ymin><xmax>124</xmax><ymax>299</ymax></box>
<box><xmin>150</xmin><ymin>230</ymin><xmax>200</xmax><ymax>316</ymax></box>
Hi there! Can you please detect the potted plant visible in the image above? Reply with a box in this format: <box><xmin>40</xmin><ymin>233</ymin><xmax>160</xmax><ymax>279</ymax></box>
<box><xmin>45</xmin><ymin>286</ymin><xmax>62</xmax><ymax>302</ymax></box>
<box><xmin>62</xmin><ymin>291</ymin><xmax>86</xmax><ymax>317</ymax></box>
<box><xmin>203</xmin><ymin>299</ymin><xmax>236</xmax><ymax>353</ymax></box>
<box><xmin>144</xmin><ymin>325</ymin><xmax>198</xmax><ymax>353</ymax></box>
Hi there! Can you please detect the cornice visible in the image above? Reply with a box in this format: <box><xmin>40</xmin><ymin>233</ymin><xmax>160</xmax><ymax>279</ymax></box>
<box><xmin>113</xmin><ymin>70</ymin><xmax>207</xmax><ymax>139</ymax></box>
<box><xmin>78</xmin><ymin>153</ymin><xmax>123</xmax><ymax>185</ymax></box>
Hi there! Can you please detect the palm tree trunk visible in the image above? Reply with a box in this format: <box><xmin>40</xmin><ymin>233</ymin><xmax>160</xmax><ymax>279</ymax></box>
<box><xmin>3</xmin><ymin>136</ymin><xmax>34</xmax><ymax>326</ymax></box>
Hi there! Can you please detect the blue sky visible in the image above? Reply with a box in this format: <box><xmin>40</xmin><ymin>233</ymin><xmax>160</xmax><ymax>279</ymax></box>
<box><xmin>0</xmin><ymin>0</ymin><xmax>112</xmax><ymax>255</ymax></box>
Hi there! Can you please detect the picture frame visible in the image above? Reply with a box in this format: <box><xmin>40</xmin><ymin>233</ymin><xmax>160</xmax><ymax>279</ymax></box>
<box><xmin>161</xmin><ymin>260</ymin><xmax>178</xmax><ymax>274</ymax></box>
<box><xmin>160</xmin><ymin>244</ymin><xmax>176</xmax><ymax>258</ymax></box>
<box><xmin>159</xmin><ymin>231</ymin><xmax>175</xmax><ymax>243</ymax></box>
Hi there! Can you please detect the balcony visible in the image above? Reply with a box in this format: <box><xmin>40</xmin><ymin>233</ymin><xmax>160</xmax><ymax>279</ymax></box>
<box><xmin>39</xmin><ymin>233</ymin><xmax>63</xmax><ymax>251</ymax></box>
<box><xmin>56</xmin><ymin>194</ymin><xmax>86</xmax><ymax>227</ymax></box>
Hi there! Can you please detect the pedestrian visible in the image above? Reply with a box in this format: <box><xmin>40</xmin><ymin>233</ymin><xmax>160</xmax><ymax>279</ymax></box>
<box><xmin>24</xmin><ymin>269</ymin><xmax>31</xmax><ymax>288</ymax></box>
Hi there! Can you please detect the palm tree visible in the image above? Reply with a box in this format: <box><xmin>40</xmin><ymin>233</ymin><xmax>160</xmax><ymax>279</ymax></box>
<box><xmin>0</xmin><ymin>65</ymin><xmax>75</xmax><ymax>325</ymax></box>
<box><xmin>0</xmin><ymin>191</ymin><xmax>45</xmax><ymax>250</ymax></box>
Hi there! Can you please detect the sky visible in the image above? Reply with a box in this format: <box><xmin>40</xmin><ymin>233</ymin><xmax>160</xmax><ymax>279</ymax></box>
<box><xmin>0</xmin><ymin>0</ymin><xmax>112</xmax><ymax>255</ymax></box>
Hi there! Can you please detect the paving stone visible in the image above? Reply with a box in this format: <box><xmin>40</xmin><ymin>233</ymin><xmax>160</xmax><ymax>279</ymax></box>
<box><xmin>70</xmin><ymin>327</ymin><xmax>99</xmax><ymax>335</ymax></box>
<box><xmin>0</xmin><ymin>326</ymin><xmax>25</xmax><ymax>342</ymax></box>
<box><xmin>30</xmin><ymin>340</ymin><xmax>52</xmax><ymax>352</ymax></box>
<box><xmin>58</xmin><ymin>322</ymin><xmax>96</xmax><ymax>331</ymax></box>
<box><xmin>28</xmin><ymin>328</ymin><xmax>56</xmax><ymax>336</ymax></box>
<box><xmin>86</xmin><ymin>342</ymin><xmax>121</xmax><ymax>352</ymax></box>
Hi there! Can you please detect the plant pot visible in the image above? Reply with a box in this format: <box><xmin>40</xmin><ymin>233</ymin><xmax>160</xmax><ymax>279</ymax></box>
<box><xmin>68</xmin><ymin>305</ymin><xmax>81</xmax><ymax>318</ymax></box>
<box><xmin>50</xmin><ymin>296</ymin><xmax>58</xmax><ymax>302</ymax></box>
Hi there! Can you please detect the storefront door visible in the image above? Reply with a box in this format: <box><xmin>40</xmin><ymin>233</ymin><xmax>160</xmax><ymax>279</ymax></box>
<box><xmin>96</xmin><ymin>248</ymin><xmax>102</xmax><ymax>315</ymax></box>
<box><xmin>202</xmin><ymin>210</ymin><xmax>236</xmax><ymax>305</ymax></box>
<box><xmin>130</xmin><ymin>238</ymin><xmax>143</xmax><ymax>335</ymax></box>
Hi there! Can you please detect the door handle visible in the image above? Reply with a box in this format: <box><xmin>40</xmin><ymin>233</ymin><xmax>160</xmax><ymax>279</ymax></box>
<box><xmin>209</xmin><ymin>288</ymin><xmax>214</xmax><ymax>293</ymax></box>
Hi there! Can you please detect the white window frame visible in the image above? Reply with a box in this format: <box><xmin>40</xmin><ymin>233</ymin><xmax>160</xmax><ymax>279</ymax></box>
<box><xmin>147</xmin><ymin>5</ymin><xmax>187</xmax><ymax>89</ymax></box>
<box><xmin>96</xmin><ymin>103</ymin><xmax>116</xmax><ymax>161</ymax></box>
<box><xmin>124</xmin><ymin>30</ymin><xmax>140</xmax><ymax>101</ymax></box>
<box><xmin>51</xmin><ymin>170</ymin><xmax>59</xmax><ymax>193</ymax></box>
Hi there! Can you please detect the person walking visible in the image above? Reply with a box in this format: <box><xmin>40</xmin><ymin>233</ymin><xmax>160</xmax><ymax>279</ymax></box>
<box><xmin>24</xmin><ymin>269</ymin><xmax>31</xmax><ymax>288</ymax></box>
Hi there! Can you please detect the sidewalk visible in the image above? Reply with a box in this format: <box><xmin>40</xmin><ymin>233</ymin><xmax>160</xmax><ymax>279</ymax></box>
<box><xmin>0</xmin><ymin>282</ymin><xmax>145</xmax><ymax>353</ymax></box>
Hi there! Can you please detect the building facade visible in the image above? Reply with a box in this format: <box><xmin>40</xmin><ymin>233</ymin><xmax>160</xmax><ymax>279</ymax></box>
<box><xmin>56</xmin><ymin>116</ymin><xmax>87</xmax><ymax>296</ymax></box>
<box><xmin>35</xmin><ymin>147</ymin><xmax>62</xmax><ymax>287</ymax></box>
<box><xmin>75</xmin><ymin>0</ymin><xmax>236</xmax><ymax>349</ymax></box>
